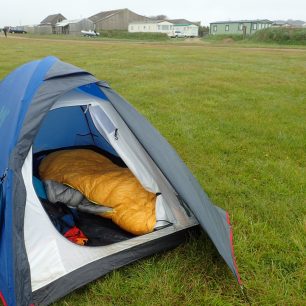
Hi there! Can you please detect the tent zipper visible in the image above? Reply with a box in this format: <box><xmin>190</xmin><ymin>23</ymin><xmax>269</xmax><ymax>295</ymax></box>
<box><xmin>0</xmin><ymin>168</ymin><xmax>8</xmax><ymax>234</ymax></box>
<box><xmin>0</xmin><ymin>168</ymin><xmax>8</xmax><ymax>185</ymax></box>
<box><xmin>177</xmin><ymin>195</ymin><xmax>191</xmax><ymax>217</ymax></box>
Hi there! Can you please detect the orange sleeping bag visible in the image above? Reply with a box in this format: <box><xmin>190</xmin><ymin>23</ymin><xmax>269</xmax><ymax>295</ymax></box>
<box><xmin>39</xmin><ymin>149</ymin><xmax>156</xmax><ymax>235</ymax></box>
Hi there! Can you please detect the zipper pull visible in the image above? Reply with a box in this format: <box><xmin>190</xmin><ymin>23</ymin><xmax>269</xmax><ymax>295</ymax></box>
<box><xmin>114</xmin><ymin>128</ymin><xmax>119</xmax><ymax>140</ymax></box>
<box><xmin>84</xmin><ymin>104</ymin><xmax>91</xmax><ymax>114</ymax></box>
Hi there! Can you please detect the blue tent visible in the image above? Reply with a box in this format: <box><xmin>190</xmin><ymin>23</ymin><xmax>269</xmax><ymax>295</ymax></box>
<box><xmin>0</xmin><ymin>57</ymin><xmax>241</xmax><ymax>305</ymax></box>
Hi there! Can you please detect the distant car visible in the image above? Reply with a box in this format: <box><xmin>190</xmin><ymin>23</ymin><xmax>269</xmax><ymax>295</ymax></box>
<box><xmin>9</xmin><ymin>28</ymin><xmax>27</xmax><ymax>34</ymax></box>
<box><xmin>168</xmin><ymin>31</ymin><xmax>186</xmax><ymax>38</ymax></box>
<box><xmin>81</xmin><ymin>30</ymin><xmax>100</xmax><ymax>37</ymax></box>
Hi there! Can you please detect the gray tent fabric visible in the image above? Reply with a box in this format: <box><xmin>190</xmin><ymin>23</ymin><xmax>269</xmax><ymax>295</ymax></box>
<box><xmin>44</xmin><ymin>60</ymin><xmax>93</xmax><ymax>80</ymax></box>
<box><xmin>100</xmin><ymin>87</ymin><xmax>241</xmax><ymax>284</ymax></box>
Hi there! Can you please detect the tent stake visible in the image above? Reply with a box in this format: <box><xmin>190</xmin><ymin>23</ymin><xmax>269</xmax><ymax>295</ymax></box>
<box><xmin>240</xmin><ymin>285</ymin><xmax>252</xmax><ymax>306</ymax></box>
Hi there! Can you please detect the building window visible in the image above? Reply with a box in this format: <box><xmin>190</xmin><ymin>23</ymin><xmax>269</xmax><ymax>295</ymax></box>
<box><xmin>144</xmin><ymin>26</ymin><xmax>146</xmax><ymax>30</ymax></box>
<box><xmin>161</xmin><ymin>25</ymin><xmax>169</xmax><ymax>30</ymax></box>
<box><xmin>238</xmin><ymin>23</ymin><xmax>243</xmax><ymax>31</ymax></box>
<box><xmin>252</xmin><ymin>23</ymin><xmax>257</xmax><ymax>30</ymax></box>
<box><xmin>158</xmin><ymin>25</ymin><xmax>161</xmax><ymax>30</ymax></box>
<box><xmin>131</xmin><ymin>26</ymin><xmax>134</xmax><ymax>30</ymax></box>
<box><xmin>225</xmin><ymin>25</ymin><xmax>229</xmax><ymax>31</ymax></box>
<box><xmin>213</xmin><ymin>25</ymin><xmax>217</xmax><ymax>32</ymax></box>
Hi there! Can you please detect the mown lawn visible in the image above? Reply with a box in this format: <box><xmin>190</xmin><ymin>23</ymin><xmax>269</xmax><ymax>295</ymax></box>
<box><xmin>0</xmin><ymin>37</ymin><xmax>305</xmax><ymax>305</ymax></box>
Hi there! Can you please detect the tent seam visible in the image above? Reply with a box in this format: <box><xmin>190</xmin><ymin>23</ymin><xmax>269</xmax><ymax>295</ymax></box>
<box><xmin>226</xmin><ymin>212</ymin><xmax>242</xmax><ymax>285</ymax></box>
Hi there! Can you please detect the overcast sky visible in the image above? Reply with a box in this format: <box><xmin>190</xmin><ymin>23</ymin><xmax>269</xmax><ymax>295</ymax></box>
<box><xmin>1</xmin><ymin>0</ymin><xmax>305</xmax><ymax>27</ymax></box>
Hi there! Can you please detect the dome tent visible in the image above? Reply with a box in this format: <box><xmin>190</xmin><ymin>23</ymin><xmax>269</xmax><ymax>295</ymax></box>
<box><xmin>0</xmin><ymin>57</ymin><xmax>241</xmax><ymax>305</ymax></box>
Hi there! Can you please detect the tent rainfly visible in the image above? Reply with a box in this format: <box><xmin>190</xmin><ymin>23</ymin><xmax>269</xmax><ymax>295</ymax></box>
<box><xmin>0</xmin><ymin>57</ymin><xmax>242</xmax><ymax>305</ymax></box>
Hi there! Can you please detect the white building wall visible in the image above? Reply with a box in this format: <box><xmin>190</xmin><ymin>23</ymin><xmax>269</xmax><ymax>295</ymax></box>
<box><xmin>173</xmin><ymin>25</ymin><xmax>199</xmax><ymax>37</ymax></box>
<box><xmin>128</xmin><ymin>21</ymin><xmax>173</xmax><ymax>35</ymax></box>
<box><xmin>128</xmin><ymin>23</ymin><xmax>157</xmax><ymax>33</ymax></box>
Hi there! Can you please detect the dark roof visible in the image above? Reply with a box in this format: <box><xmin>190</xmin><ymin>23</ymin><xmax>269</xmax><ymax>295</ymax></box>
<box><xmin>129</xmin><ymin>20</ymin><xmax>170</xmax><ymax>25</ymax></box>
<box><xmin>210</xmin><ymin>19</ymin><xmax>273</xmax><ymax>24</ymax></box>
<box><xmin>167</xmin><ymin>19</ymin><xmax>199</xmax><ymax>25</ymax></box>
<box><xmin>89</xmin><ymin>9</ymin><xmax>126</xmax><ymax>23</ymax></box>
<box><xmin>40</xmin><ymin>14</ymin><xmax>66</xmax><ymax>25</ymax></box>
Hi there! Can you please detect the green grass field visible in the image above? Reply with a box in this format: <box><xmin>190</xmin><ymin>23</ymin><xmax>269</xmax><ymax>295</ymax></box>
<box><xmin>0</xmin><ymin>36</ymin><xmax>305</xmax><ymax>305</ymax></box>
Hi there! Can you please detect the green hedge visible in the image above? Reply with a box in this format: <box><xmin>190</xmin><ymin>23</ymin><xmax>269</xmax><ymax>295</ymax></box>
<box><xmin>250</xmin><ymin>27</ymin><xmax>306</xmax><ymax>45</ymax></box>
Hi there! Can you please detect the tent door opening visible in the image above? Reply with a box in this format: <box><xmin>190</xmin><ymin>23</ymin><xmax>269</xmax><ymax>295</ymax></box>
<box><xmin>30</xmin><ymin>89</ymin><xmax>191</xmax><ymax>246</ymax></box>
<box><xmin>23</xmin><ymin>88</ymin><xmax>197</xmax><ymax>292</ymax></box>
